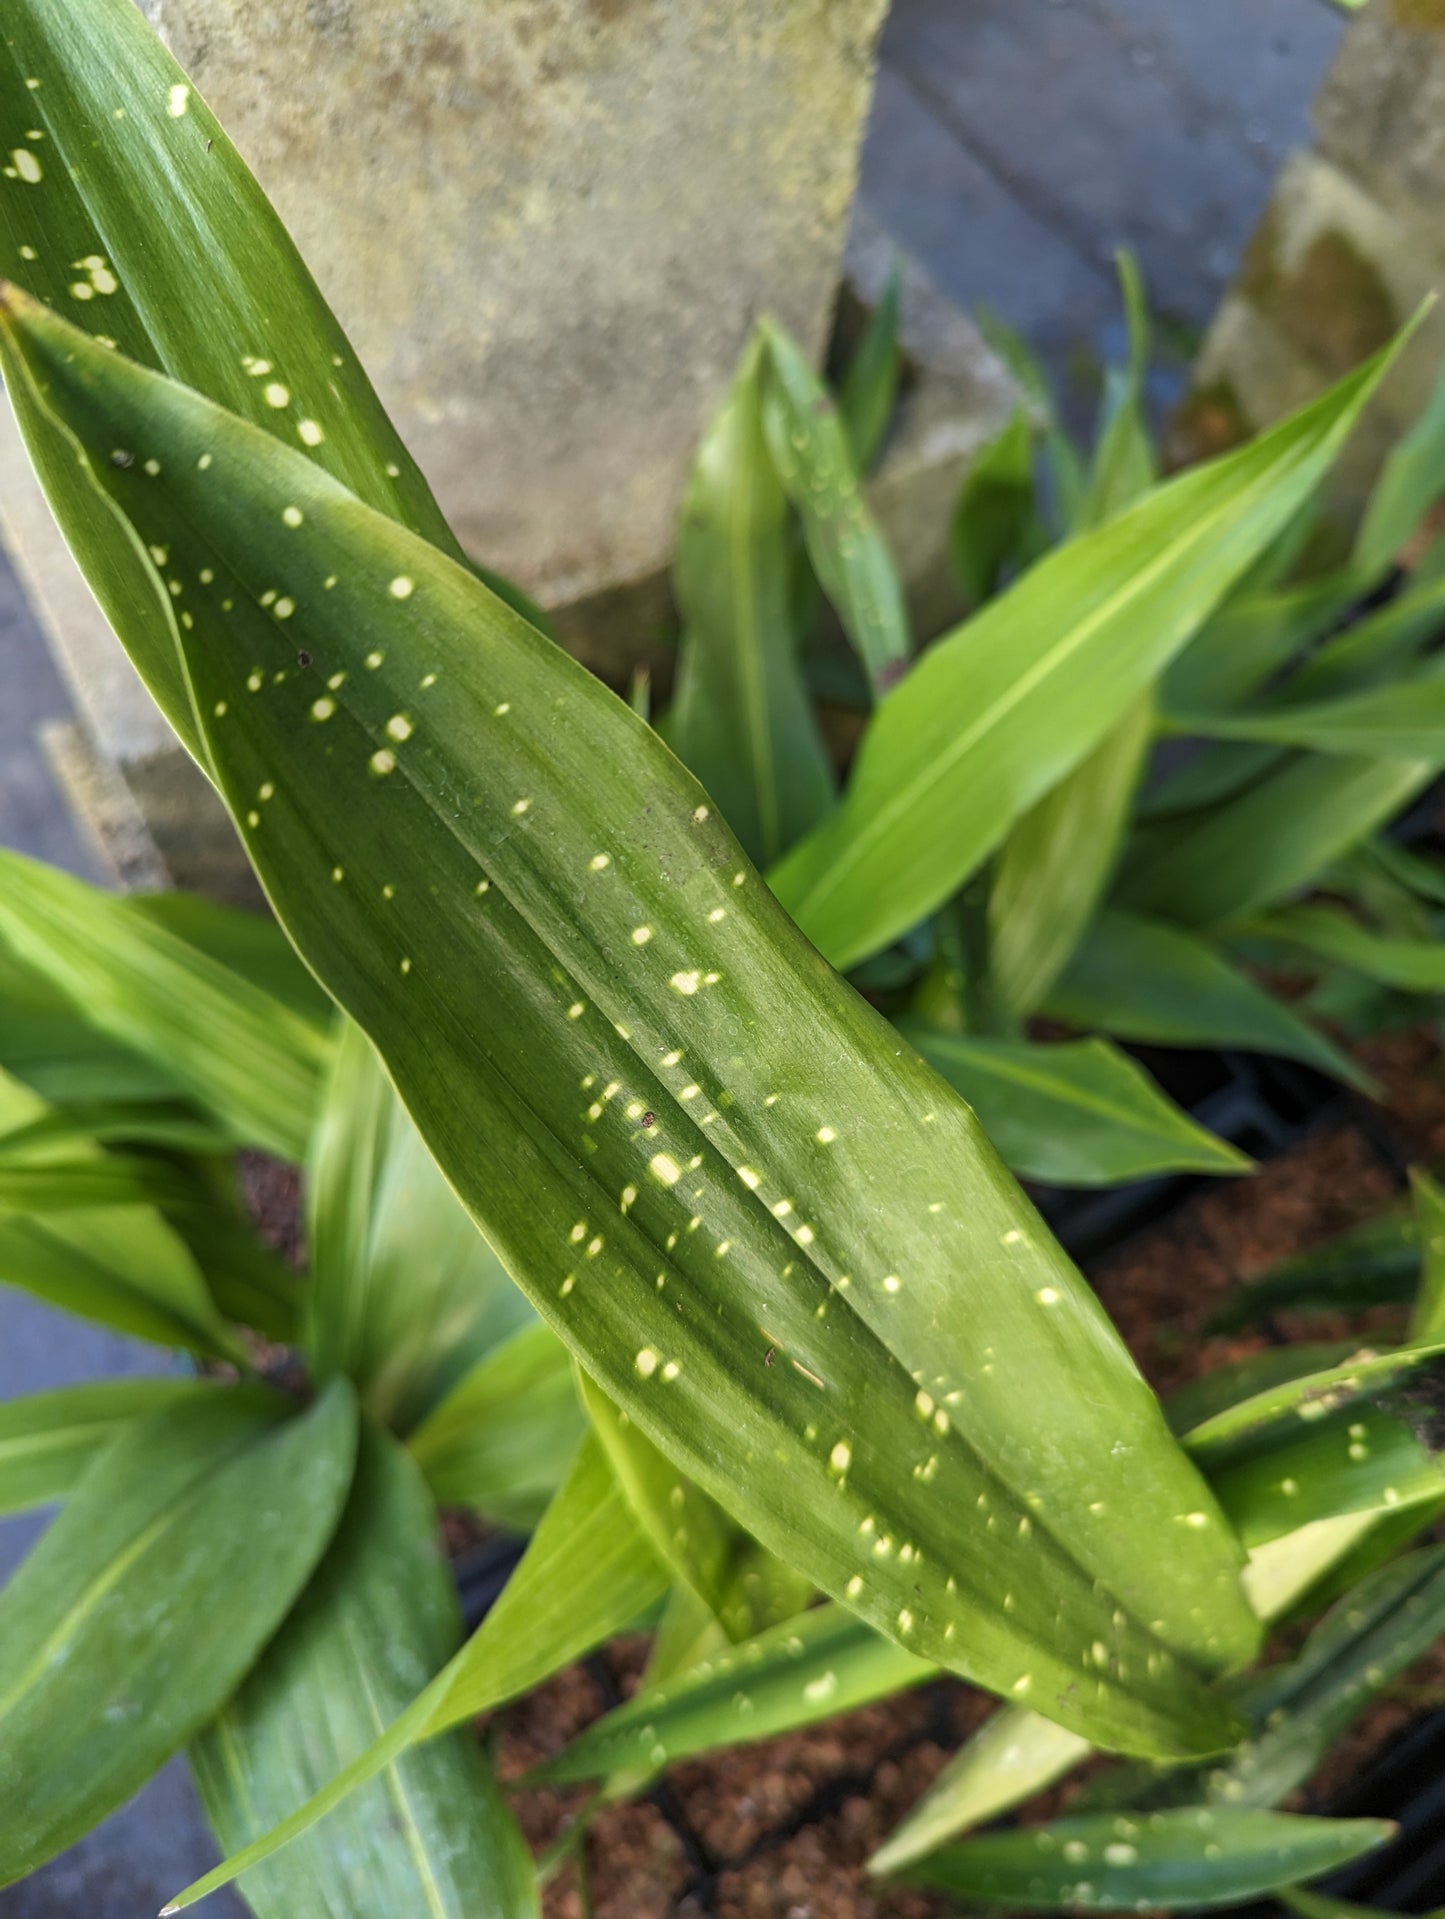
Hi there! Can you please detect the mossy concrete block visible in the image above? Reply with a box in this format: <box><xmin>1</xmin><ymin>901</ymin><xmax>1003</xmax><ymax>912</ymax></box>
<box><xmin>1315</xmin><ymin>0</ymin><xmax>1445</xmax><ymax>220</ymax></box>
<box><xmin>1202</xmin><ymin>151</ymin><xmax>1445</xmax><ymax>432</ymax></box>
<box><xmin>142</xmin><ymin>0</ymin><xmax>889</xmax><ymax>611</ymax></box>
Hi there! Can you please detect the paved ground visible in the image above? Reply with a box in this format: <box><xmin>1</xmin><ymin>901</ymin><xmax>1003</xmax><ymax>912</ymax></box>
<box><xmin>0</xmin><ymin>2</ymin><xmax>1347</xmax><ymax>1913</ymax></box>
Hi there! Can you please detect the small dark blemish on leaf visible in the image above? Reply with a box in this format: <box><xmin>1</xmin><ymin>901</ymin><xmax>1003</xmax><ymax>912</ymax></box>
<box><xmin>641</xmin><ymin>1111</ymin><xmax>655</xmax><ymax>1128</ymax></box>
<box><xmin>764</xmin><ymin>1346</ymin><xmax>775</xmax><ymax>1368</ymax></box>
<box><xmin>296</xmin><ymin>649</ymin><xmax>312</xmax><ymax>668</ymax></box>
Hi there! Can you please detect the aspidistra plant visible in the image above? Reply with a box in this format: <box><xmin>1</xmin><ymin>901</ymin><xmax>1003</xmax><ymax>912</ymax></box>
<box><xmin>0</xmin><ymin>0</ymin><xmax>1428</xmax><ymax>1910</ymax></box>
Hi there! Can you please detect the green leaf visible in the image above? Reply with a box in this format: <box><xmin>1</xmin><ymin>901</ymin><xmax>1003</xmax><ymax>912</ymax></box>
<box><xmin>0</xmin><ymin>0</ymin><xmax>479</xmax><ymax>754</ymax></box>
<box><xmin>0</xmin><ymin>1376</ymin><xmax>214</xmax><ymax>1516</ymax></box>
<box><xmin>1242</xmin><ymin>903</ymin><xmax>1445</xmax><ymax>992</ymax></box>
<box><xmin>1077</xmin><ymin>252</ymin><xmax>1155</xmax><ymax>533</ymax></box>
<box><xmin>534</xmin><ymin>1601</ymin><xmax>932</xmax><ymax>1787</ymax></box>
<box><xmin>164</xmin><ymin>1432</ymin><xmax>667</xmax><ymax>1911</ymax></box>
<box><xmin>3</xmin><ymin>296</ymin><xmax>1258</xmax><ymax>1763</ymax></box>
<box><xmin>132</xmin><ymin>891</ymin><xmax>336</xmax><ymax>1028</ymax></box>
<box><xmin>305</xmin><ymin>1017</ymin><xmax>533</xmax><ymax>1432</ymax></box>
<box><xmin>1117</xmin><ymin>754</ymin><xmax>1437</xmax><ymax>930</ymax></box>
<box><xmin>408</xmin><ymin>1320</ymin><xmax>584</xmax><ymax>1531</ymax></box>
<box><xmin>1210</xmin><ymin>1402</ymin><xmax>1445</xmax><ymax>1549</ymax></box>
<box><xmin>1042</xmin><ymin>909</ymin><xmax>1370</xmax><ymax>1091</ymax></box>
<box><xmin>949</xmin><ymin>409</ymin><xmax>1043</xmax><ymax>606</ymax></box>
<box><xmin>668</xmin><ymin>336</ymin><xmax>835</xmax><ymax>867</ymax></box>
<box><xmin>1165</xmin><ymin>1346</ymin><xmax>1360</xmax><ymax>1437</ymax></box>
<box><xmin>988</xmin><ymin>694</ymin><xmax>1154</xmax><ymax>1018</ymax></box>
<box><xmin>1208</xmin><ymin>1208</ymin><xmax>1419</xmax><ymax>1332</ymax></box>
<box><xmin>1181</xmin><ymin>1340</ymin><xmax>1445</xmax><ymax>1470</ymax></box>
<box><xmin>1171</xmin><ymin>676</ymin><xmax>1445</xmax><ymax>761</ymax></box>
<box><xmin>1163</xmin><ymin>574</ymin><xmax>1355</xmax><ymax>717</ymax></box>
<box><xmin>901</xmin><ymin>1808</ymin><xmax>1391</xmax><ymax>1911</ymax></box>
<box><xmin>975</xmin><ymin>306</ymin><xmax>1086</xmax><ymax>532</ymax></box>
<box><xmin>1283</xmin><ymin>1892</ymin><xmax>1444</xmax><ymax>1919</ymax></box>
<box><xmin>759</xmin><ymin>319</ymin><xmax>911</xmax><ymax>696</ymax></box>
<box><xmin>0</xmin><ymin>1379</ymin><xmax>356</xmax><ymax>1886</ymax></box>
<box><xmin>839</xmin><ymin>264</ymin><xmax>903</xmax><ymax>473</ymax></box>
<box><xmin>901</xmin><ymin>1026</ymin><xmax>1249</xmax><ymax>1186</ymax></box>
<box><xmin>1218</xmin><ymin>1545</ymin><xmax>1445</xmax><ymax>1807</ymax></box>
<box><xmin>1409</xmin><ymin>1168</ymin><xmax>1445</xmax><ymax>1344</ymax></box>
<box><xmin>1280</xmin><ymin>567</ymin><xmax>1445</xmax><ymax>707</ymax></box>
<box><xmin>1354</xmin><ymin>360</ymin><xmax>1445</xmax><ymax>579</ymax></box>
<box><xmin>0</xmin><ymin>852</ymin><xmax>331</xmax><ymax>1159</ymax></box>
<box><xmin>0</xmin><ymin>1067</ymin><xmax>241</xmax><ymax>1354</ymax></box>
<box><xmin>770</xmin><ymin>349</ymin><xmax>1398</xmax><ymax>972</ymax></box>
<box><xmin>1239</xmin><ymin>1512</ymin><xmax>1390</xmax><ymax>1627</ymax></box>
<box><xmin>870</xmin><ymin>1706</ymin><xmax>1090</xmax><ymax>1873</ymax></box>
<box><xmin>191</xmin><ymin>1421</ymin><xmax>537</xmax><ymax>1919</ymax></box>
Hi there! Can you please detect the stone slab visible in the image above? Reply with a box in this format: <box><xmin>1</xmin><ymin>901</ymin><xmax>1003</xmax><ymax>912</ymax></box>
<box><xmin>142</xmin><ymin>0</ymin><xmax>889</xmax><ymax>612</ymax></box>
<box><xmin>1314</xmin><ymin>0</ymin><xmax>1445</xmax><ymax>221</ymax></box>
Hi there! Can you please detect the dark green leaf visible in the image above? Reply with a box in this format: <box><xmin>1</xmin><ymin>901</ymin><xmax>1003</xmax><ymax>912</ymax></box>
<box><xmin>1042</xmin><ymin>909</ymin><xmax>1369</xmax><ymax>1090</ymax></box>
<box><xmin>0</xmin><ymin>1376</ymin><xmax>214</xmax><ymax>1516</ymax></box>
<box><xmin>1354</xmin><ymin>361</ymin><xmax>1445</xmax><ymax>579</ymax></box>
<box><xmin>1409</xmin><ymin>1168</ymin><xmax>1445</xmax><ymax>1344</ymax></box>
<box><xmin>668</xmin><ymin>336</ymin><xmax>835</xmax><ymax>867</ymax></box>
<box><xmin>1117</xmin><ymin>755</ymin><xmax>1436</xmax><ymax>930</ymax></box>
<box><xmin>191</xmin><ymin>1421</ymin><xmax>537</xmax><ymax>1919</ymax></box>
<box><xmin>902</xmin><ymin>1026</ymin><xmax>1248</xmax><ymax>1186</ymax></box>
<box><xmin>1208</xmin><ymin>1209</ymin><xmax>1418</xmax><ymax>1332</ymax></box>
<box><xmin>1163</xmin><ymin>575</ymin><xmax>1355</xmax><ymax>716</ymax></box>
<box><xmin>0</xmin><ymin>1379</ymin><xmax>356</xmax><ymax>1886</ymax></box>
<box><xmin>901</xmin><ymin>1808</ymin><xmax>1391</xmax><ymax>1910</ymax></box>
<box><xmin>1077</xmin><ymin>252</ymin><xmax>1155</xmax><ymax>532</ymax></box>
<box><xmin>771</xmin><ymin>352</ymin><xmax>1397</xmax><ymax>971</ymax></box>
<box><xmin>1171</xmin><ymin>677</ymin><xmax>1445</xmax><ymax>761</ymax></box>
<box><xmin>1242</xmin><ymin>903</ymin><xmax>1445</xmax><ymax>992</ymax></box>
<box><xmin>2</xmin><ymin>296</ymin><xmax>1257</xmax><ymax>1764</ymax></box>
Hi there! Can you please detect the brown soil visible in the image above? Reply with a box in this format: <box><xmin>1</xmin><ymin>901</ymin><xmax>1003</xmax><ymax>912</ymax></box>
<box><xmin>485</xmin><ymin>1030</ymin><xmax>1445</xmax><ymax>1918</ymax></box>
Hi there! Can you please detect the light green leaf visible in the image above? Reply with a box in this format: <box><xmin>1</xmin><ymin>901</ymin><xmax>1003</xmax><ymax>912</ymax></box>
<box><xmin>0</xmin><ymin>1379</ymin><xmax>356</xmax><ymax>1886</ymax></box>
<box><xmin>988</xmin><ymin>693</ymin><xmax>1154</xmax><ymax>1018</ymax></box>
<box><xmin>534</xmin><ymin>1601</ymin><xmax>932</xmax><ymax>1787</ymax></box>
<box><xmin>1171</xmin><ymin>676</ymin><xmax>1445</xmax><ymax>761</ymax></box>
<box><xmin>0</xmin><ymin>1066</ymin><xmax>241</xmax><ymax>1354</ymax></box>
<box><xmin>3</xmin><ymin>295</ymin><xmax>1258</xmax><ymax>1763</ymax></box>
<box><xmin>1042</xmin><ymin>909</ymin><xmax>1369</xmax><ymax>1090</ymax></box>
<box><xmin>949</xmin><ymin>408</ymin><xmax>1043</xmax><ymax>607</ymax></box>
<box><xmin>0</xmin><ymin>1376</ymin><xmax>214</xmax><ymax>1516</ymax></box>
<box><xmin>1118</xmin><ymin>755</ymin><xmax>1437</xmax><ymax>930</ymax></box>
<box><xmin>0</xmin><ymin>0</ymin><xmax>477</xmax><ymax>753</ymax></box>
<box><xmin>165</xmin><ymin>1433</ymin><xmax>667</xmax><ymax>1911</ymax></box>
<box><xmin>1241</xmin><ymin>1512</ymin><xmax>1387</xmax><ymax>1624</ymax></box>
<box><xmin>902</xmin><ymin>1026</ymin><xmax>1248</xmax><ymax>1186</ymax></box>
<box><xmin>0</xmin><ymin>852</ymin><xmax>331</xmax><ymax>1160</ymax></box>
<box><xmin>1208</xmin><ymin>1208</ymin><xmax>1418</xmax><ymax>1332</ymax></box>
<box><xmin>191</xmin><ymin>1421</ymin><xmax>537</xmax><ymax>1919</ymax></box>
<box><xmin>1077</xmin><ymin>251</ymin><xmax>1155</xmax><ymax>533</ymax></box>
<box><xmin>1409</xmin><ymin>1168</ymin><xmax>1445</xmax><ymax>1344</ymax></box>
<box><xmin>760</xmin><ymin>319</ymin><xmax>911</xmax><ymax>696</ymax></box>
<box><xmin>306</xmin><ymin>1017</ymin><xmax>532</xmax><ymax>1432</ymax></box>
<box><xmin>839</xmin><ymin>264</ymin><xmax>903</xmax><ymax>473</ymax></box>
<box><xmin>770</xmin><ymin>349</ymin><xmax>1397</xmax><ymax>972</ymax></box>
<box><xmin>901</xmin><ymin>1807</ymin><xmax>1391</xmax><ymax>1911</ymax></box>
<box><xmin>408</xmin><ymin>1320</ymin><xmax>584</xmax><ymax>1531</ymax></box>
<box><xmin>1242</xmin><ymin>903</ymin><xmax>1445</xmax><ymax>992</ymax></box>
<box><xmin>1166</xmin><ymin>1346</ymin><xmax>1360</xmax><ymax>1437</ymax></box>
<box><xmin>669</xmin><ymin>336</ymin><xmax>835</xmax><ymax>867</ymax></box>
<box><xmin>870</xmin><ymin>1706</ymin><xmax>1090</xmax><ymax>1874</ymax></box>
<box><xmin>1355</xmin><ymin>360</ymin><xmax>1445</xmax><ymax>579</ymax></box>
<box><xmin>132</xmin><ymin>891</ymin><xmax>335</xmax><ymax>1028</ymax></box>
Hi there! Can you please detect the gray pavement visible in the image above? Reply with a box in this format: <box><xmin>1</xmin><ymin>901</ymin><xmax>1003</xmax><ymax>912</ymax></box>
<box><xmin>0</xmin><ymin>2</ymin><xmax>1348</xmax><ymax>1912</ymax></box>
